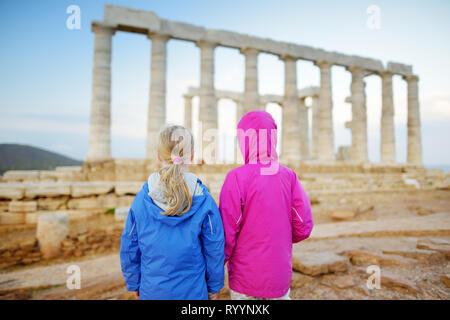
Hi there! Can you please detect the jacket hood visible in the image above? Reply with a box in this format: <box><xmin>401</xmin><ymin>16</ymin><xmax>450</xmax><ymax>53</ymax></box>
<box><xmin>237</xmin><ymin>110</ymin><xmax>278</xmax><ymax>164</ymax></box>
<box><xmin>144</xmin><ymin>172</ymin><xmax>206</xmax><ymax>225</ymax></box>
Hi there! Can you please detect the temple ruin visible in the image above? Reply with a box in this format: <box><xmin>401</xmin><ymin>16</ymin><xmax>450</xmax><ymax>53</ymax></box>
<box><xmin>87</xmin><ymin>4</ymin><xmax>422</xmax><ymax>166</ymax></box>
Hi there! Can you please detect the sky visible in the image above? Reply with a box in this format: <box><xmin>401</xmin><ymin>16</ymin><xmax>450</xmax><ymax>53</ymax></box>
<box><xmin>0</xmin><ymin>0</ymin><xmax>449</xmax><ymax>169</ymax></box>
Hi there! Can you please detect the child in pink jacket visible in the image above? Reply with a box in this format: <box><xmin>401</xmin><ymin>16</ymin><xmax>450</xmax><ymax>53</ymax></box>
<box><xmin>219</xmin><ymin>110</ymin><xmax>313</xmax><ymax>300</ymax></box>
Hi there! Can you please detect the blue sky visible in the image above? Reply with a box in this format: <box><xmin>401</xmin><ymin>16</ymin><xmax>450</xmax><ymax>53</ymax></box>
<box><xmin>0</xmin><ymin>0</ymin><xmax>449</xmax><ymax>168</ymax></box>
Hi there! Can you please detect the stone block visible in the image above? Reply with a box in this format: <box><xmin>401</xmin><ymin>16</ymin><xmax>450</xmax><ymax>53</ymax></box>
<box><xmin>25</xmin><ymin>183</ymin><xmax>71</xmax><ymax>198</ymax></box>
<box><xmin>292</xmin><ymin>252</ymin><xmax>348</xmax><ymax>276</ymax></box>
<box><xmin>2</xmin><ymin>170</ymin><xmax>40</xmax><ymax>182</ymax></box>
<box><xmin>0</xmin><ymin>184</ymin><xmax>25</xmax><ymax>200</ymax></box>
<box><xmin>71</xmin><ymin>182</ymin><xmax>114</xmax><ymax>198</ymax></box>
<box><xmin>67</xmin><ymin>197</ymin><xmax>99</xmax><ymax>210</ymax></box>
<box><xmin>0</xmin><ymin>212</ymin><xmax>25</xmax><ymax>225</ymax></box>
<box><xmin>8</xmin><ymin>201</ymin><xmax>36</xmax><ymax>213</ymax></box>
<box><xmin>98</xmin><ymin>194</ymin><xmax>118</xmax><ymax>209</ymax></box>
<box><xmin>37</xmin><ymin>197</ymin><xmax>67</xmax><ymax>210</ymax></box>
<box><xmin>104</xmin><ymin>4</ymin><xmax>161</xmax><ymax>31</ymax></box>
<box><xmin>115</xmin><ymin>182</ymin><xmax>142</xmax><ymax>196</ymax></box>
<box><xmin>36</xmin><ymin>212</ymin><xmax>69</xmax><ymax>259</ymax></box>
<box><xmin>387</xmin><ymin>62</ymin><xmax>413</xmax><ymax>76</ymax></box>
<box><xmin>331</xmin><ymin>209</ymin><xmax>355</xmax><ymax>221</ymax></box>
<box><xmin>115</xmin><ymin>207</ymin><xmax>129</xmax><ymax>223</ymax></box>
<box><xmin>117</xmin><ymin>196</ymin><xmax>135</xmax><ymax>207</ymax></box>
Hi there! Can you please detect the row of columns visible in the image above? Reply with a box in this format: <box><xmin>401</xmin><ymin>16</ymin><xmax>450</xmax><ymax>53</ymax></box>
<box><xmin>87</xmin><ymin>24</ymin><xmax>423</xmax><ymax>166</ymax></box>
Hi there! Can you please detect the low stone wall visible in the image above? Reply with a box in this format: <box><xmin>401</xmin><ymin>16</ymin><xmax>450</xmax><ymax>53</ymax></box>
<box><xmin>0</xmin><ymin>224</ymin><xmax>123</xmax><ymax>270</ymax></box>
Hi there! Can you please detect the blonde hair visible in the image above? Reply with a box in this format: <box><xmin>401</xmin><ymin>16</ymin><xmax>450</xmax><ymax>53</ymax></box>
<box><xmin>157</xmin><ymin>125</ymin><xmax>194</xmax><ymax>216</ymax></box>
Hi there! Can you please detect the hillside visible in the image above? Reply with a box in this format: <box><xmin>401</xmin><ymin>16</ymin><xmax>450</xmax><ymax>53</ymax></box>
<box><xmin>0</xmin><ymin>144</ymin><xmax>82</xmax><ymax>175</ymax></box>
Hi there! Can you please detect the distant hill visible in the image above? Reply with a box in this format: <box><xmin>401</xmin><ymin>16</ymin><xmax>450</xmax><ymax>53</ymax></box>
<box><xmin>0</xmin><ymin>144</ymin><xmax>82</xmax><ymax>175</ymax></box>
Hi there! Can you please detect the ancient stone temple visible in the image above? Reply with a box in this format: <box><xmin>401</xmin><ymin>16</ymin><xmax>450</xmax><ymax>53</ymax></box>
<box><xmin>87</xmin><ymin>4</ymin><xmax>423</xmax><ymax>166</ymax></box>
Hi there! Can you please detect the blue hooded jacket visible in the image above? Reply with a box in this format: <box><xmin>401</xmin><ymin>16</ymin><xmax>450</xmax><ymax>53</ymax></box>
<box><xmin>120</xmin><ymin>173</ymin><xmax>225</xmax><ymax>300</ymax></box>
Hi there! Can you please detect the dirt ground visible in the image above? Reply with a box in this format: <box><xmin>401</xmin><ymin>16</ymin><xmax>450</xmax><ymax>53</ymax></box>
<box><xmin>0</xmin><ymin>189</ymin><xmax>449</xmax><ymax>300</ymax></box>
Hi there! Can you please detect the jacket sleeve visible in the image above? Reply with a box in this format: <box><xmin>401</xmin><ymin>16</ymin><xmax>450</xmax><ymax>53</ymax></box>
<box><xmin>291</xmin><ymin>172</ymin><xmax>314</xmax><ymax>243</ymax></box>
<box><xmin>120</xmin><ymin>208</ymin><xmax>141</xmax><ymax>292</ymax></box>
<box><xmin>200</xmin><ymin>196</ymin><xmax>225</xmax><ymax>294</ymax></box>
<box><xmin>219</xmin><ymin>172</ymin><xmax>243</xmax><ymax>264</ymax></box>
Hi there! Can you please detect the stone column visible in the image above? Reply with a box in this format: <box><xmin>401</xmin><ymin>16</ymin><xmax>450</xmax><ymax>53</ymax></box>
<box><xmin>241</xmin><ymin>47</ymin><xmax>261</xmax><ymax>114</ymax></box>
<box><xmin>311</xmin><ymin>95</ymin><xmax>320</xmax><ymax>158</ymax></box>
<box><xmin>281</xmin><ymin>56</ymin><xmax>301</xmax><ymax>163</ymax></box>
<box><xmin>197</xmin><ymin>40</ymin><xmax>218</xmax><ymax>163</ymax></box>
<box><xmin>380</xmin><ymin>71</ymin><xmax>396</xmax><ymax>163</ymax></box>
<box><xmin>146</xmin><ymin>33</ymin><xmax>170</xmax><ymax>159</ymax></box>
<box><xmin>404</xmin><ymin>75</ymin><xmax>423</xmax><ymax>165</ymax></box>
<box><xmin>184</xmin><ymin>94</ymin><xmax>193</xmax><ymax>131</ymax></box>
<box><xmin>235</xmin><ymin>99</ymin><xmax>245</xmax><ymax>124</ymax></box>
<box><xmin>347</xmin><ymin>66</ymin><xmax>368</xmax><ymax>163</ymax></box>
<box><xmin>87</xmin><ymin>23</ymin><xmax>115</xmax><ymax>162</ymax></box>
<box><xmin>299</xmin><ymin>97</ymin><xmax>310</xmax><ymax>158</ymax></box>
<box><xmin>315</xmin><ymin>60</ymin><xmax>335</xmax><ymax>161</ymax></box>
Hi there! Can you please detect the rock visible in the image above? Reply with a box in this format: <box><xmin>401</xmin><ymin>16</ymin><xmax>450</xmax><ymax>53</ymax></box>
<box><xmin>71</xmin><ymin>182</ymin><xmax>114</xmax><ymax>198</ymax></box>
<box><xmin>67</xmin><ymin>197</ymin><xmax>99</xmax><ymax>210</ymax></box>
<box><xmin>97</xmin><ymin>194</ymin><xmax>118</xmax><ymax>208</ymax></box>
<box><xmin>3</xmin><ymin>170</ymin><xmax>40</xmax><ymax>182</ymax></box>
<box><xmin>25</xmin><ymin>183</ymin><xmax>71</xmax><ymax>198</ymax></box>
<box><xmin>66</xmin><ymin>210</ymin><xmax>95</xmax><ymax>221</ymax></box>
<box><xmin>417</xmin><ymin>208</ymin><xmax>435</xmax><ymax>216</ymax></box>
<box><xmin>403</xmin><ymin>178</ymin><xmax>420</xmax><ymax>189</ymax></box>
<box><xmin>437</xmin><ymin>175</ymin><xmax>450</xmax><ymax>190</ymax></box>
<box><xmin>8</xmin><ymin>201</ymin><xmax>37</xmax><ymax>213</ymax></box>
<box><xmin>25</xmin><ymin>212</ymin><xmax>42</xmax><ymax>224</ymax></box>
<box><xmin>357</xmin><ymin>205</ymin><xmax>374</xmax><ymax>214</ymax></box>
<box><xmin>381</xmin><ymin>273</ymin><xmax>420</xmax><ymax>293</ymax></box>
<box><xmin>382</xmin><ymin>248</ymin><xmax>443</xmax><ymax>263</ymax></box>
<box><xmin>416</xmin><ymin>240</ymin><xmax>450</xmax><ymax>259</ymax></box>
<box><xmin>0</xmin><ymin>212</ymin><xmax>25</xmax><ymax>225</ymax></box>
<box><xmin>115</xmin><ymin>182</ymin><xmax>142</xmax><ymax>196</ymax></box>
<box><xmin>292</xmin><ymin>252</ymin><xmax>348</xmax><ymax>276</ymax></box>
<box><xmin>440</xmin><ymin>274</ymin><xmax>450</xmax><ymax>288</ymax></box>
<box><xmin>115</xmin><ymin>207</ymin><xmax>129</xmax><ymax>222</ymax></box>
<box><xmin>37</xmin><ymin>198</ymin><xmax>67</xmax><ymax>210</ymax></box>
<box><xmin>346</xmin><ymin>250</ymin><xmax>413</xmax><ymax>267</ymax></box>
<box><xmin>0</xmin><ymin>184</ymin><xmax>25</xmax><ymax>200</ymax></box>
<box><xmin>331</xmin><ymin>209</ymin><xmax>355</xmax><ymax>221</ymax></box>
<box><xmin>290</xmin><ymin>272</ymin><xmax>313</xmax><ymax>288</ymax></box>
<box><xmin>36</xmin><ymin>212</ymin><xmax>69</xmax><ymax>259</ymax></box>
<box><xmin>116</xmin><ymin>196</ymin><xmax>134</xmax><ymax>207</ymax></box>
<box><xmin>321</xmin><ymin>274</ymin><xmax>355</xmax><ymax>289</ymax></box>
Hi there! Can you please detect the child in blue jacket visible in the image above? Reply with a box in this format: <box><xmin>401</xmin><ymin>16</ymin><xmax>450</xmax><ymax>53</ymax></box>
<box><xmin>120</xmin><ymin>125</ymin><xmax>225</xmax><ymax>300</ymax></box>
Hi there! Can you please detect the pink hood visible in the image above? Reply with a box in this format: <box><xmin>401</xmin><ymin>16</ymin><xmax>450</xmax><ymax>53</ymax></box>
<box><xmin>219</xmin><ymin>111</ymin><xmax>313</xmax><ymax>298</ymax></box>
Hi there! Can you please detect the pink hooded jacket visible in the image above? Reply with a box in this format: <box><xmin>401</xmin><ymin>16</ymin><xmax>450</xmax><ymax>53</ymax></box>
<box><xmin>219</xmin><ymin>110</ymin><xmax>313</xmax><ymax>298</ymax></box>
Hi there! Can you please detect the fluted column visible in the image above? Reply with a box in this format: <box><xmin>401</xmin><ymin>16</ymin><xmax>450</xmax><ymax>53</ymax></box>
<box><xmin>87</xmin><ymin>23</ymin><xmax>115</xmax><ymax>162</ymax></box>
<box><xmin>197</xmin><ymin>40</ymin><xmax>218</xmax><ymax>163</ymax></box>
<box><xmin>315</xmin><ymin>60</ymin><xmax>334</xmax><ymax>161</ymax></box>
<box><xmin>241</xmin><ymin>47</ymin><xmax>261</xmax><ymax>113</ymax></box>
<box><xmin>404</xmin><ymin>75</ymin><xmax>423</xmax><ymax>165</ymax></box>
<box><xmin>380</xmin><ymin>71</ymin><xmax>396</xmax><ymax>163</ymax></box>
<box><xmin>235</xmin><ymin>99</ymin><xmax>245</xmax><ymax>124</ymax></box>
<box><xmin>348</xmin><ymin>66</ymin><xmax>368</xmax><ymax>163</ymax></box>
<box><xmin>146</xmin><ymin>33</ymin><xmax>170</xmax><ymax>158</ymax></box>
<box><xmin>311</xmin><ymin>95</ymin><xmax>320</xmax><ymax>158</ymax></box>
<box><xmin>299</xmin><ymin>97</ymin><xmax>309</xmax><ymax>158</ymax></box>
<box><xmin>184</xmin><ymin>94</ymin><xmax>193</xmax><ymax>131</ymax></box>
<box><xmin>281</xmin><ymin>56</ymin><xmax>301</xmax><ymax>163</ymax></box>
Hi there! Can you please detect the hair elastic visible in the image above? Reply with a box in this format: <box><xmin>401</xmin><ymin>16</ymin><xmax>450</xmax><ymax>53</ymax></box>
<box><xmin>172</xmin><ymin>156</ymin><xmax>182</xmax><ymax>164</ymax></box>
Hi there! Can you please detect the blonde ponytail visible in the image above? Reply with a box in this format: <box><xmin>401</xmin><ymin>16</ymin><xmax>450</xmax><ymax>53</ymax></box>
<box><xmin>157</xmin><ymin>125</ymin><xmax>194</xmax><ymax>216</ymax></box>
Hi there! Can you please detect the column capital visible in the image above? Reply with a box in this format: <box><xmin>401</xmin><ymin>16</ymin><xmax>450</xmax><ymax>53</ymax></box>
<box><xmin>403</xmin><ymin>74</ymin><xmax>419</xmax><ymax>82</ymax></box>
<box><xmin>314</xmin><ymin>60</ymin><xmax>333</xmax><ymax>69</ymax></box>
<box><xmin>378</xmin><ymin>70</ymin><xmax>393</xmax><ymax>78</ymax></box>
<box><xmin>183</xmin><ymin>93</ymin><xmax>194</xmax><ymax>99</ymax></box>
<box><xmin>196</xmin><ymin>40</ymin><xmax>218</xmax><ymax>50</ymax></box>
<box><xmin>147</xmin><ymin>32</ymin><xmax>170</xmax><ymax>42</ymax></box>
<box><xmin>279</xmin><ymin>54</ymin><xmax>297</xmax><ymax>62</ymax></box>
<box><xmin>91</xmin><ymin>22</ymin><xmax>116</xmax><ymax>35</ymax></box>
<box><xmin>346</xmin><ymin>65</ymin><xmax>364</xmax><ymax>74</ymax></box>
<box><xmin>240</xmin><ymin>47</ymin><xmax>259</xmax><ymax>56</ymax></box>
